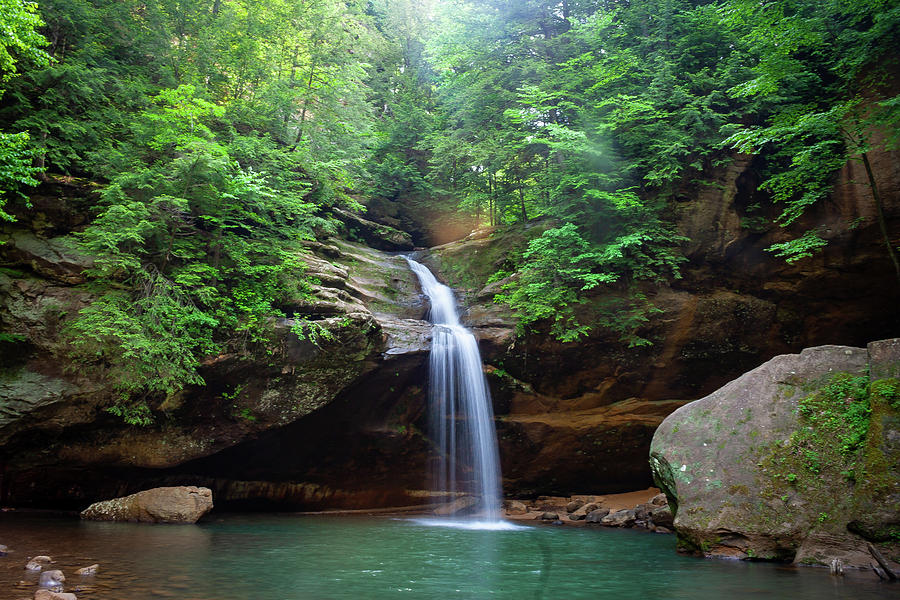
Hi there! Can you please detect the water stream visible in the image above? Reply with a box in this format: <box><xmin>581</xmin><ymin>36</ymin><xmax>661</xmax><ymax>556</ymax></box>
<box><xmin>405</xmin><ymin>258</ymin><xmax>503</xmax><ymax>523</ymax></box>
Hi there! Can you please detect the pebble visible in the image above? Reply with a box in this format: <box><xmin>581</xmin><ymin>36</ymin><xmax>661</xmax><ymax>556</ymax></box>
<box><xmin>75</xmin><ymin>564</ymin><xmax>99</xmax><ymax>576</ymax></box>
<box><xmin>25</xmin><ymin>556</ymin><xmax>52</xmax><ymax>571</ymax></box>
<box><xmin>34</xmin><ymin>590</ymin><xmax>77</xmax><ymax>600</ymax></box>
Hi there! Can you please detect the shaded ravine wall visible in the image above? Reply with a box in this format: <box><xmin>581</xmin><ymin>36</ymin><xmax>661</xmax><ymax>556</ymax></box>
<box><xmin>0</xmin><ymin>140</ymin><xmax>898</xmax><ymax>510</ymax></box>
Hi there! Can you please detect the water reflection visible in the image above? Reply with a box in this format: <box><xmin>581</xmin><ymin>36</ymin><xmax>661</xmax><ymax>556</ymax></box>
<box><xmin>0</xmin><ymin>513</ymin><xmax>895</xmax><ymax>600</ymax></box>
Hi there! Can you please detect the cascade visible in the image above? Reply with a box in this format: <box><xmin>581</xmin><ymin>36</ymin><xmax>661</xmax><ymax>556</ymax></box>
<box><xmin>406</xmin><ymin>257</ymin><xmax>503</xmax><ymax>521</ymax></box>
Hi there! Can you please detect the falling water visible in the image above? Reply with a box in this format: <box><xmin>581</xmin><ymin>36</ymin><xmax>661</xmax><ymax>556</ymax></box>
<box><xmin>406</xmin><ymin>257</ymin><xmax>503</xmax><ymax>522</ymax></box>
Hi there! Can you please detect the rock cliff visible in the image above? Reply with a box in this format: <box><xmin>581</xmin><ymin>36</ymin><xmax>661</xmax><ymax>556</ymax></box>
<box><xmin>1</xmin><ymin>134</ymin><xmax>898</xmax><ymax>510</ymax></box>
<box><xmin>422</xmin><ymin>145</ymin><xmax>900</xmax><ymax>497</ymax></box>
<box><xmin>0</xmin><ymin>180</ymin><xmax>434</xmax><ymax>509</ymax></box>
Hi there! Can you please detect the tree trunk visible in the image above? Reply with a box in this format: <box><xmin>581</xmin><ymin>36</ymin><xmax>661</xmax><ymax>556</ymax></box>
<box><xmin>518</xmin><ymin>184</ymin><xmax>528</xmax><ymax>222</ymax></box>
<box><xmin>861</xmin><ymin>152</ymin><xmax>900</xmax><ymax>285</ymax></box>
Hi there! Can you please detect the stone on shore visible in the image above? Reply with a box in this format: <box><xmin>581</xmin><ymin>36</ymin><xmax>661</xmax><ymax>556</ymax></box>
<box><xmin>503</xmin><ymin>500</ymin><xmax>528</xmax><ymax>515</ymax></box>
<box><xmin>80</xmin><ymin>486</ymin><xmax>213</xmax><ymax>524</ymax></box>
<box><xmin>601</xmin><ymin>509</ymin><xmax>637</xmax><ymax>527</ymax></box>
<box><xmin>585</xmin><ymin>508</ymin><xmax>611</xmax><ymax>523</ymax></box>
<box><xmin>433</xmin><ymin>496</ymin><xmax>477</xmax><ymax>516</ymax></box>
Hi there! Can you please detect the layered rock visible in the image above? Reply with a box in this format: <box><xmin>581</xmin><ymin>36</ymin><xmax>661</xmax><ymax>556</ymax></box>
<box><xmin>650</xmin><ymin>339</ymin><xmax>900</xmax><ymax>569</ymax></box>
<box><xmin>0</xmin><ymin>186</ymin><xmax>433</xmax><ymax>509</ymax></box>
<box><xmin>421</xmin><ymin>142</ymin><xmax>900</xmax><ymax>498</ymax></box>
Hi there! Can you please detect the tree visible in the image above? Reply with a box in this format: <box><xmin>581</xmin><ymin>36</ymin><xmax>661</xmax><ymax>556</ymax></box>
<box><xmin>723</xmin><ymin>0</ymin><xmax>900</xmax><ymax>282</ymax></box>
<box><xmin>0</xmin><ymin>0</ymin><xmax>50</xmax><ymax>221</ymax></box>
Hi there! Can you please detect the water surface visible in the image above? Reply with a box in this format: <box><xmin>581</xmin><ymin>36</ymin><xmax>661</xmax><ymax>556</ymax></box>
<box><xmin>0</xmin><ymin>513</ymin><xmax>893</xmax><ymax>599</ymax></box>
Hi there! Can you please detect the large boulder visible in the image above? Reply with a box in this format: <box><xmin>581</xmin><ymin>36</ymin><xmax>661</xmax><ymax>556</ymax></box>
<box><xmin>650</xmin><ymin>340</ymin><xmax>900</xmax><ymax>568</ymax></box>
<box><xmin>80</xmin><ymin>486</ymin><xmax>213</xmax><ymax>524</ymax></box>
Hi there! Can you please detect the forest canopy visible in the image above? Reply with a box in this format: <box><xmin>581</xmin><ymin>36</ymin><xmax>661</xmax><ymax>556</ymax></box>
<box><xmin>1</xmin><ymin>0</ymin><xmax>898</xmax><ymax>419</ymax></box>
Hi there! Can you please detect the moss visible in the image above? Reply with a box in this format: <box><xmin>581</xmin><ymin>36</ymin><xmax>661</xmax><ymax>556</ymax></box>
<box><xmin>751</xmin><ymin>372</ymin><xmax>900</xmax><ymax>538</ymax></box>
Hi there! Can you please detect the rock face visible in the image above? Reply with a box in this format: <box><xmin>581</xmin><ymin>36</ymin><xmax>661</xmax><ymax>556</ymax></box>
<box><xmin>80</xmin><ymin>486</ymin><xmax>213</xmax><ymax>523</ymax></box>
<box><xmin>650</xmin><ymin>340</ymin><xmax>900</xmax><ymax>568</ymax></box>
<box><xmin>421</xmin><ymin>141</ymin><xmax>900</xmax><ymax>498</ymax></box>
<box><xmin>0</xmin><ymin>182</ymin><xmax>434</xmax><ymax>510</ymax></box>
<box><xmin>332</xmin><ymin>207</ymin><xmax>414</xmax><ymax>251</ymax></box>
<box><xmin>1</xmin><ymin>131</ymin><xmax>899</xmax><ymax>511</ymax></box>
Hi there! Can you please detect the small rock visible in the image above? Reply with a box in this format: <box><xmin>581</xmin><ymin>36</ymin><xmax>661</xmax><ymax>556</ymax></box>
<box><xmin>585</xmin><ymin>508</ymin><xmax>611</xmax><ymax>523</ymax></box>
<box><xmin>634</xmin><ymin>503</ymin><xmax>651</xmax><ymax>521</ymax></box>
<box><xmin>649</xmin><ymin>505</ymin><xmax>674</xmax><ymax>528</ymax></box>
<box><xmin>650</xmin><ymin>493</ymin><xmax>668</xmax><ymax>507</ymax></box>
<box><xmin>653</xmin><ymin>526</ymin><xmax>673</xmax><ymax>534</ymax></box>
<box><xmin>34</xmin><ymin>591</ymin><xmax>77</xmax><ymax>600</ymax></box>
<box><xmin>503</xmin><ymin>500</ymin><xmax>527</xmax><ymax>516</ymax></box>
<box><xmin>25</xmin><ymin>556</ymin><xmax>52</xmax><ymax>571</ymax></box>
<box><xmin>0</xmin><ymin>544</ymin><xmax>8</xmax><ymax>556</ymax></box>
<box><xmin>568</xmin><ymin>502</ymin><xmax>599</xmax><ymax>521</ymax></box>
<box><xmin>552</xmin><ymin>520</ymin><xmax>565</xmax><ymax>526</ymax></box>
<box><xmin>601</xmin><ymin>509</ymin><xmax>636</xmax><ymax>527</ymax></box>
<box><xmin>434</xmin><ymin>496</ymin><xmax>478</xmax><ymax>517</ymax></box>
<box><xmin>74</xmin><ymin>565</ymin><xmax>98</xmax><ymax>576</ymax></box>
<box><xmin>38</xmin><ymin>570</ymin><xmax>65</xmax><ymax>592</ymax></box>
<box><xmin>565</xmin><ymin>500</ymin><xmax>584</xmax><ymax>513</ymax></box>
<box><xmin>539</xmin><ymin>512</ymin><xmax>559</xmax><ymax>521</ymax></box>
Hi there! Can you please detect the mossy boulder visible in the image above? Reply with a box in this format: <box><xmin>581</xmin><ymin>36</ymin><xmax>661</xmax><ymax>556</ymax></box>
<box><xmin>650</xmin><ymin>339</ymin><xmax>900</xmax><ymax>569</ymax></box>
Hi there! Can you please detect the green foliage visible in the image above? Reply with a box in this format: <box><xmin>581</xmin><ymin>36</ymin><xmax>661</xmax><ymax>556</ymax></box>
<box><xmin>722</xmin><ymin>0</ymin><xmax>900</xmax><ymax>263</ymax></box>
<box><xmin>766</xmin><ymin>229</ymin><xmax>829</xmax><ymax>264</ymax></box>
<box><xmin>64</xmin><ymin>285</ymin><xmax>217</xmax><ymax>396</ymax></box>
<box><xmin>0</xmin><ymin>0</ymin><xmax>391</xmax><ymax>422</ymax></box>
<box><xmin>0</xmin><ymin>0</ymin><xmax>50</xmax><ymax>221</ymax></box>
<box><xmin>495</xmin><ymin>222</ymin><xmax>679</xmax><ymax>343</ymax></box>
<box><xmin>106</xmin><ymin>401</ymin><xmax>154</xmax><ymax>426</ymax></box>
<box><xmin>0</xmin><ymin>0</ymin><xmax>51</xmax><ymax>86</ymax></box>
<box><xmin>799</xmin><ymin>373</ymin><xmax>871</xmax><ymax>457</ymax></box>
<box><xmin>871</xmin><ymin>378</ymin><xmax>900</xmax><ymax>411</ymax></box>
<box><xmin>0</xmin><ymin>130</ymin><xmax>43</xmax><ymax>220</ymax></box>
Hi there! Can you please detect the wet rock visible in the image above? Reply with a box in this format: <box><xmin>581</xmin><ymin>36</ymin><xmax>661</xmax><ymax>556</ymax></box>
<box><xmin>633</xmin><ymin>503</ymin><xmax>651</xmax><ymax>522</ymax></box>
<box><xmin>80</xmin><ymin>486</ymin><xmax>213</xmax><ymax>524</ymax></box>
<box><xmin>585</xmin><ymin>508</ymin><xmax>611</xmax><ymax>523</ymax></box>
<box><xmin>650</xmin><ymin>493</ymin><xmax>668</xmax><ymax>507</ymax></box>
<box><xmin>568</xmin><ymin>503</ymin><xmax>599</xmax><ymax>521</ymax></box>
<box><xmin>38</xmin><ymin>570</ymin><xmax>64</xmax><ymax>592</ymax></box>
<box><xmin>0</xmin><ymin>544</ymin><xmax>7</xmax><ymax>556</ymax></box>
<box><xmin>433</xmin><ymin>496</ymin><xmax>477</xmax><ymax>517</ymax></box>
<box><xmin>503</xmin><ymin>500</ymin><xmax>528</xmax><ymax>515</ymax></box>
<box><xmin>25</xmin><ymin>556</ymin><xmax>52</xmax><ymax>571</ymax></box>
<box><xmin>648</xmin><ymin>505</ymin><xmax>674</xmax><ymax>529</ymax></box>
<box><xmin>539</xmin><ymin>512</ymin><xmax>559</xmax><ymax>521</ymax></box>
<box><xmin>654</xmin><ymin>526</ymin><xmax>673</xmax><ymax>535</ymax></box>
<box><xmin>1</xmin><ymin>231</ymin><xmax>93</xmax><ymax>285</ymax></box>
<box><xmin>601</xmin><ymin>509</ymin><xmax>636</xmax><ymax>528</ymax></box>
<box><xmin>74</xmin><ymin>565</ymin><xmax>98</xmax><ymax>576</ymax></box>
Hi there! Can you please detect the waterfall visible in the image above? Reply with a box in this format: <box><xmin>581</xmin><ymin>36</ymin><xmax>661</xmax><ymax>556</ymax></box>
<box><xmin>406</xmin><ymin>257</ymin><xmax>503</xmax><ymax>521</ymax></box>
